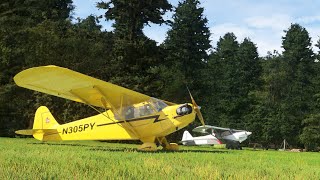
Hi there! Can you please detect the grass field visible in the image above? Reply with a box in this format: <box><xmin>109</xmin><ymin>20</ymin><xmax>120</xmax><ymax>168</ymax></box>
<box><xmin>0</xmin><ymin>137</ymin><xmax>319</xmax><ymax>179</ymax></box>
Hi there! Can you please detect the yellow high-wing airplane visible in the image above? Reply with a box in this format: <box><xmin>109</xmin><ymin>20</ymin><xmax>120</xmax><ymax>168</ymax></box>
<box><xmin>14</xmin><ymin>65</ymin><xmax>205</xmax><ymax>151</ymax></box>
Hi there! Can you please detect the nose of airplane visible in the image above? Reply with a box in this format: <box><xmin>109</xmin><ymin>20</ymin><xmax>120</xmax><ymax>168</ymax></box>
<box><xmin>246</xmin><ymin>131</ymin><xmax>252</xmax><ymax>135</ymax></box>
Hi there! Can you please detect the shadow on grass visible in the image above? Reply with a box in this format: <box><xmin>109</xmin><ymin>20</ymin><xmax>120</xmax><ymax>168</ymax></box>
<box><xmin>29</xmin><ymin>142</ymin><xmax>229</xmax><ymax>154</ymax></box>
<box><xmin>88</xmin><ymin>147</ymin><xmax>229</xmax><ymax>154</ymax></box>
<box><xmin>28</xmin><ymin>142</ymin><xmax>104</xmax><ymax>148</ymax></box>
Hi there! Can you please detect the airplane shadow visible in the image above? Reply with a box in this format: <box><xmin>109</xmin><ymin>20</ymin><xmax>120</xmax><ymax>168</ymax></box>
<box><xmin>28</xmin><ymin>142</ymin><xmax>104</xmax><ymax>148</ymax></box>
<box><xmin>88</xmin><ymin>147</ymin><xmax>229</xmax><ymax>154</ymax></box>
<box><xmin>29</xmin><ymin>142</ymin><xmax>229</xmax><ymax>154</ymax></box>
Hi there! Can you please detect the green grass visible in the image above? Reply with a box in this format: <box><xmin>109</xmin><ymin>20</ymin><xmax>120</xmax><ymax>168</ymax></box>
<box><xmin>0</xmin><ymin>137</ymin><xmax>319</xmax><ymax>179</ymax></box>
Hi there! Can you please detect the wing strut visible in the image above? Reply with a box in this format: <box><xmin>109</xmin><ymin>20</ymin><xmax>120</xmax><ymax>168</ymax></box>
<box><xmin>69</xmin><ymin>87</ymin><xmax>140</xmax><ymax>138</ymax></box>
<box><xmin>69</xmin><ymin>89</ymin><xmax>114</xmax><ymax>121</ymax></box>
<box><xmin>93</xmin><ymin>85</ymin><xmax>140</xmax><ymax>137</ymax></box>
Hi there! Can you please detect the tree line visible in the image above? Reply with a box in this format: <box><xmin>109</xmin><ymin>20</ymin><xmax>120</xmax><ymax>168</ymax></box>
<box><xmin>0</xmin><ymin>0</ymin><xmax>319</xmax><ymax>151</ymax></box>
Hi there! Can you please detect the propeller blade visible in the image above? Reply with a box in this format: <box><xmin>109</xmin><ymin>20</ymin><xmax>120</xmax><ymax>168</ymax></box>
<box><xmin>187</xmin><ymin>86</ymin><xmax>205</xmax><ymax>126</ymax></box>
<box><xmin>187</xmin><ymin>87</ymin><xmax>197</xmax><ymax>106</ymax></box>
<box><xmin>195</xmin><ymin>107</ymin><xmax>205</xmax><ymax>126</ymax></box>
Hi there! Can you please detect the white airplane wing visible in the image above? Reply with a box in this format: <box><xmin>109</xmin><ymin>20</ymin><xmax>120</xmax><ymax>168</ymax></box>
<box><xmin>193</xmin><ymin>125</ymin><xmax>230</xmax><ymax>133</ymax></box>
<box><xmin>193</xmin><ymin>125</ymin><xmax>245</xmax><ymax>133</ymax></box>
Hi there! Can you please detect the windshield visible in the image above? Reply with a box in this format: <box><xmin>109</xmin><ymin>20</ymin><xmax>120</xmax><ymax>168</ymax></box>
<box><xmin>149</xmin><ymin>98</ymin><xmax>168</xmax><ymax>111</ymax></box>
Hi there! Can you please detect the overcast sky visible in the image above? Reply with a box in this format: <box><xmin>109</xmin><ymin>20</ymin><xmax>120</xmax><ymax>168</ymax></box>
<box><xmin>72</xmin><ymin>0</ymin><xmax>320</xmax><ymax>56</ymax></box>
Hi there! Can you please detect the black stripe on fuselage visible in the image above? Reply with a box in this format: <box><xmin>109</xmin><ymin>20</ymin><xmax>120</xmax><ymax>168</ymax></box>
<box><xmin>97</xmin><ymin>115</ymin><xmax>166</xmax><ymax>127</ymax></box>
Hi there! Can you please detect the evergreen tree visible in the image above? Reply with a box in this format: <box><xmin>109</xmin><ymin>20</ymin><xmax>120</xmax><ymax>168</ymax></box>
<box><xmin>237</xmin><ymin>38</ymin><xmax>261</xmax><ymax>93</ymax></box>
<box><xmin>236</xmin><ymin>38</ymin><xmax>262</xmax><ymax>133</ymax></box>
<box><xmin>299</xmin><ymin>37</ymin><xmax>320</xmax><ymax>151</ymax></box>
<box><xmin>0</xmin><ymin>0</ymin><xmax>74</xmax><ymax>84</ymax></box>
<box><xmin>258</xmin><ymin>52</ymin><xmax>286</xmax><ymax>146</ymax></box>
<box><xmin>0</xmin><ymin>0</ymin><xmax>74</xmax><ymax>136</ymax></box>
<box><xmin>206</xmin><ymin>33</ymin><xmax>239</xmax><ymax>127</ymax></box>
<box><xmin>317</xmin><ymin>38</ymin><xmax>320</xmax><ymax>55</ymax></box>
<box><xmin>97</xmin><ymin>0</ymin><xmax>172</xmax><ymax>97</ymax></box>
<box><xmin>281</xmin><ymin>23</ymin><xmax>316</xmax><ymax>145</ymax></box>
<box><xmin>162</xmin><ymin>0</ymin><xmax>211</xmax><ymax>102</ymax></box>
<box><xmin>206</xmin><ymin>34</ymin><xmax>262</xmax><ymax>135</ymax></box>
<box><xmin>0</xmin><ymin>1</ymin><xmax>114</xmax><ymax>136</ymax></box>
<box><xmin>97</xmin><ymin>0</ymin><xmax>171</xmax><ymax>41</ymax></box>
<box><xmin>300</xmin><ymin>113</ymin><xmax>320</xmax><ymax>151</ymax></box>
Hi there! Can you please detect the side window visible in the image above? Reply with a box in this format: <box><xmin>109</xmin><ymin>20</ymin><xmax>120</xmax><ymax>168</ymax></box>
<box><xmin>139</xmin><ymin>105</ymin><xmax>153</xmax><ymax>116</ymax></box>
<box><xmin>125</xmin><ymin>106</ymin><xmax>135</xmax><ymax>119</ymax></box>
<box><xmin>221</xmin><ymin>131</ymin><xmax>231</xmax><ymax>137</ymax></box>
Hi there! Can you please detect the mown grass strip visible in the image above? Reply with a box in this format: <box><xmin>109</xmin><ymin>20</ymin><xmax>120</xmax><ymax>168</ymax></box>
<box><xmin>0</xmin><ymin>138</ymin><xmax>319</xmax><ymax>179</ymax></box>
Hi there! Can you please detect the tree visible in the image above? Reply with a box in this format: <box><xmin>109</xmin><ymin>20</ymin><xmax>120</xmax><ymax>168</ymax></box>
<box><xmin>0</xmin><ymin>1</ymin><xmax>114</xmax><ymax>136</ymax></box>
<box><xmin>281</xmin><ymin>23</ymin><xmax>316</xmax><ymax>145</ymax></box>
<box><xmin>0</xmin><ymin>0</ymin><xmax>74</xmax><ymax>136</ymax></box>
<box><xmin>300</xmin><ymin>114</ymin><xmax>320</xmax><ymax>151</ymax></box>
<box><xmin>316</xmin><ymin>38</ymin><xmax>320</xmax><ymax>59</ymax></box>
<box><xmin>97</xmin><ymin>0</ymin><xmax>172</xmax><ymax>97</ymax></box>
<box><xmin>235</xmin><ymin>38</ymin><xmax>262</xmax><ymax>138</ymax></box>
<box><xmin>257</xmin><ymin>52</ymin><xmax>286</xmax><ymax>146</ymax></box>
<box><xmin>300</xmin><ymin>38</ymin><xmax>320</xmax><ymax>151</ymax></box>
<box><xmin>0</xmin><ymin>0</ymin><xmax>74</xmax><ymax>84</ymax></box>
<box><xmin>97</xmin><ymin>0</ymin><xmax>171</xmax><ymax>41</ymax></box>
<box><xmin>162</xmin><ymin>0</ymin><xmax>211</xmax><ymax>102</ymax></box>
<box><xmin>205</xmin><ymin>33</ymin><xmax>239</xmax><ymax>127</ymax></box>
<box><xmin>237</xmin><ymin>38</ymin><xmax>261</xmax><ymax>93</ymax></box>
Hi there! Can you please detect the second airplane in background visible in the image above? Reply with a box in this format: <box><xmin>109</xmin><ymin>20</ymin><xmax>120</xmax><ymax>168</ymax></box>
<box><xmin>182</xmin><ymin>125</ymin><xmax>252</xmax><ymax>149</ymax></box>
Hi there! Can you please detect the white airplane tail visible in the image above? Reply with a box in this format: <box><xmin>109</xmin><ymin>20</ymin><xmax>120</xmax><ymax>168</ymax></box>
<box><xmin>181</xmin><ymin>130</ymin><xmax>193</xmax><ymax>142</ymax></box>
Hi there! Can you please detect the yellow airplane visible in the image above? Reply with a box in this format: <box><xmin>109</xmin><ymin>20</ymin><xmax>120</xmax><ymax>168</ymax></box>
<box><xmin>14</xmin><ymin>65</ymin><xmax>205</xmax><ymax>151</ymax></box>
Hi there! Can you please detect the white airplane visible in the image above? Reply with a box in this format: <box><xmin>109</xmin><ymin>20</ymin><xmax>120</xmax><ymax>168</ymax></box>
<box><xmin>181</xmin><ymin>130</ymin><xmax>222</xmax><ymax>146</ymax></box>
<box><xmin>181</xmin><ymin>125</ymin><xmax>252</xmax><ymax>149</ymax></box>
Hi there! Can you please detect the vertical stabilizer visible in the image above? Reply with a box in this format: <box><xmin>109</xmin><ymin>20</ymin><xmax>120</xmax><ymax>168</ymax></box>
<box><xmin>32</xmin><ymin>106</ymin><xmax>59</xmax><ymax>140</ymax></box>
<box><xmin>33</xmin><ymin>106</ymin><xmax>59</xmax><ymax>129</ymax></box>
<box><xmin>182</xmin><ymin>130</ymin><xmax>193</xmax><ymax>142</ymax></box>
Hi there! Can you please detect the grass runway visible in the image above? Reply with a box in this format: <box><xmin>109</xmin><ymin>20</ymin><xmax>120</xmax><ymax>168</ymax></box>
<box><xmin>0</xmin><ymin>137</ymin><xmax>319</xmax><ymax>179</ymax></box>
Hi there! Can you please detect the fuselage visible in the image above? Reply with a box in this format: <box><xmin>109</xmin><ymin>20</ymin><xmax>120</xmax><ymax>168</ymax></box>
<box><xmin>220</xmin><ymin>131</ymin><xmax>252</xmax><ymax>143</ymax></box>
<box><xmin>182</xmin><ymin>134</ymin><xmax>221</xmax><ymax>145</ymax></box>
<box><xmin>182</xmin><ymin>129</ymin><xmax>252</xmax><ymax>146</ymax></box>
<box><xmin>41</xmin><ymin>103</ymin><xmax>196</xmax><ymax>141</ymax></box>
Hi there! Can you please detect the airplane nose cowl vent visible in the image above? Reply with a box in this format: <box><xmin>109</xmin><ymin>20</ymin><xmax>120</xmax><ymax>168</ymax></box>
<box><xmin>176</xmin><ymin>104</ymin><xmax>193</xmax><ymax>116</ymax></box>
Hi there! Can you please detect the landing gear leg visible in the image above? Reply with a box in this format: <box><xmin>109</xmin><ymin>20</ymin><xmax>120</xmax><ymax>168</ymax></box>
<box><xmin>226</xmin><ymin>143</ymin><xmax>230</xmax><ymax>149</ymax></box>
<box><xmin>237</xmin><ymin>142</ymin><xmax>242</xmax><ymax>150</ymax></box>
<box><xmin>158</xmin><ymin>137</ymin><xmax>179</xmax><ymax>151</ymax></box>
<box><xmin>138</xmin><ymin>137</ymin><xmax>157</xmax><ymax>151</ymax></box>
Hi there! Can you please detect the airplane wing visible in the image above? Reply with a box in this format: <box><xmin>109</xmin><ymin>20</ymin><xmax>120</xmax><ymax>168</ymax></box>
<box><xmin>193</xmin><ymin>125</ymin><xmax>231</xmax><ymax>133</ymax></box>
<box><xmin>14</xmin><ymin>65</ymin><xmax>152</xmax><ymax>111</ymax></box>
<box><xmin>193</xmin><ymin>125</ymin><xmax>246</xmax><ymax>133</ymax></box>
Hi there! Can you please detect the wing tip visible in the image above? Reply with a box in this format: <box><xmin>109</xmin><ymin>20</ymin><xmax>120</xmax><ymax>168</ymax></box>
<box><xmin>14</xmin><ymin>65</ymin><xmax>61</xmax><ymax>85</ymax></box>
<box><xmin>45</xmin><ymin>65</ymin><xmax>58</xmax><ymax>68</ymax></box>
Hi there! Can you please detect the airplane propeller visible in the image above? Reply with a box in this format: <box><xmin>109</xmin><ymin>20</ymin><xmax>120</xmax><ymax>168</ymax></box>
<box><xmin>187</xmin><ymin>87</ymin><xmax>205</xmax><ymax>127</ymax></box>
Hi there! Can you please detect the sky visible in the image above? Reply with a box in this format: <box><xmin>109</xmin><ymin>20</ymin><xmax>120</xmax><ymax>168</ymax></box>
<box><xmin>72</xmin><ymin>0</ymin><xmax>320</xmax><ymax>56</ymax></box>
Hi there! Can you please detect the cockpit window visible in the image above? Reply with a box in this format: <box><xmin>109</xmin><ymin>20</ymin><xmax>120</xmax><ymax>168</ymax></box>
<box><xmin>149</xmin><ymin>98</ymin><xmax>168</xmax><ymax>111</ymax></box>
<box><xmin>221</xmin><ymin>131</ymin><xmax>232</xmax><ymax>137</ymax></box>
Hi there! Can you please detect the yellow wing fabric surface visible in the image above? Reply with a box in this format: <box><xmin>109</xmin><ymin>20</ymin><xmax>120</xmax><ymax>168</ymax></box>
<box><xmin>14</xmin><ymin>66</ymin><xmax>151</xmax><ymax>111</ymax></box>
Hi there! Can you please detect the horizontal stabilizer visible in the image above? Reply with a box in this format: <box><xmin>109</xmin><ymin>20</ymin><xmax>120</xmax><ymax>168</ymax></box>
<box><xmin>15</xmin><ymin>129</ymin><xmax>58</xmax><ymax>135</ymax></box>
